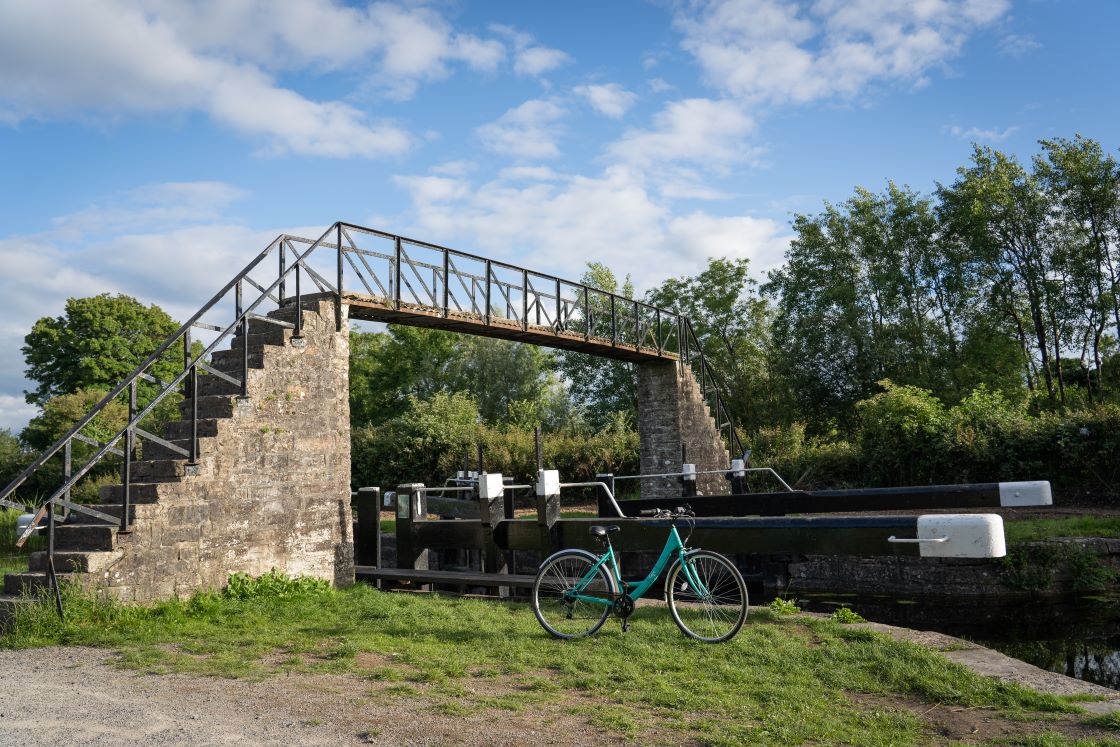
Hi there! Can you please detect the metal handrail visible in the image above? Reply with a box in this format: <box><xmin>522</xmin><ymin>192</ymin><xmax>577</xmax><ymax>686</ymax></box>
<box><xmin>0</xmin><ymin>219</ymin><xmax>745</xmax><ymax>616</ymax></box>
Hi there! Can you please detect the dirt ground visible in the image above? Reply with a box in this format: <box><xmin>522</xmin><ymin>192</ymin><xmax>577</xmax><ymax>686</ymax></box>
<box><xmin>1</xmin><ymin>640</ymin><xmax>1118</xmax><ymax>747</ymax></box>
<box><xmin>0</xmin><ymin>647</ymin><xmax>642</xmax><ymax>747</ymax></box>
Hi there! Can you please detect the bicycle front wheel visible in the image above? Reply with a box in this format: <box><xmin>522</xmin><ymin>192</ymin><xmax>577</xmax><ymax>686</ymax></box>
<box><xmin>667</xmin><ymin>550</ymin><xmax>748</xmax><ymax>643</ymax></box>
<box><xmin>532</xmin><ymin>550</ymin><xmax>616</xmax><ymax>639</ymax></box>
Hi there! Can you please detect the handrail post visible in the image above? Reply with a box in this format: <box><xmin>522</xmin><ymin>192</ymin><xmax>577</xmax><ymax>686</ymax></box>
<box><xmin>63</xmin><ymin>440</ymin><xmax>71</xmax><ymax>518</ymax></box>
<box><xmin>584</xmin><ymin>287</ymin><xmax>590</xmax><ymax>341</ymax></box>
<box><xmin>633</xmin><ymin>299</ymin><xmax>640</xmax><ymax>351</ymax></box>
<box><xmin>485</xmin><ymin>259</ymin><xmax>492</xmax><ymax>325</ymax></box>
<box><xmin>521</xmin><ymin>269</ymin><xmax>528</xmax><ymax>331</ymax></box>
<box><xmin>680</xmin><ymin>317</ymin><xmax>687</xmax><ymax>361</ymax></box>
<box><xmin>46</xmin><ymin>495</ymin><xmax>62</xmax><ymax>620</ymax></box>
<box><xmin>183</xmin><ymin>331</ymin><xmax>192</xmax><ymax>398</ymax></box>
<box><xmin>235</xmin><ymin>279</ymin><xmax>242</xmax><ymax>321</ymax></box>
<box><xmin>336</xmin><ymin>223</ymin><xmax>344</xmax><ymax>331</ymax></box>
<box><xmin>121</xmin><ymin>380</ymin><xmax>136</xmax><ymax>531</ymax></box>
<box><xmin>279</xmin><ymin>241</ymin><xmax>287</xmax><ymax>302</ymax></box>
<box><xmin>189</xmin><ymin>365</ymin><xmax>199</xmax><ymax>465</ymax></box>
<box><xmin>442</xmin><ymin>249</ymin><xmax>450</xmax><ymax>318</ymax></box>
<box><xmin>610</xmin><ymin>295</ymin><xmax>616</xmax><ymax>345</ymax></box>
<box><xmin>554</xmin><ymin>278</ymin><xmax>561</xmax><ymax>332</ymax></box>
<box><xmin>240</xmin><ymin>313</ymin><xmax>249</xmax><ymax>398</ymax></box>
<box><xmin>394</xmin><ymin>237</ymin><xmax>402</xmax><ymax>311</ymax></box>
<box><xmin>656</xmin><ymin>308</ymin><xmax>662</xmax><ymax>354</ymax></box>
<box><xmin>293</xmin><ymin>263</ymin><xmax>303</xmax><ymax>340</ymax></box>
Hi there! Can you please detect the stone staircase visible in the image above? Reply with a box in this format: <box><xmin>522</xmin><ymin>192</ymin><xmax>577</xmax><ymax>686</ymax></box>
<box><xmin>1</xmin><ymin>298</ymin><xmax>354</xmax><ymax>604</ymax></box>
<box><xmin>637</xmin><ymin>360</ymin><xmax>731</xmax><ymax>499</ymax></box>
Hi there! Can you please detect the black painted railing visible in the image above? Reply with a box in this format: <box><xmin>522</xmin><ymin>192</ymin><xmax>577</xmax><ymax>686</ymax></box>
<box><xmin>0</xmin><ymin>221</ymin><xmax>743</xmax><ymax>613</ymax></box>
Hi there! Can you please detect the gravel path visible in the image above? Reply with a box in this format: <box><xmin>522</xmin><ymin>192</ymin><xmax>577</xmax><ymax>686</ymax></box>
<box><xmin>0</xmin><ymin>648</ymin><xmax>621</xmax><ymax>747</ymax></box>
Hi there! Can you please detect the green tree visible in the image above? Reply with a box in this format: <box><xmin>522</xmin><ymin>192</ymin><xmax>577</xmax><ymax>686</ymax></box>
<box><xmin>0</xmin><ymin>428</ymin><xmax>28</xmax><ymax>489</ymax></box>
<box><xmin>349</xmin><ymin>325</ymin><xmax>573</xmax><ymax>428</ymax></box>
<box><xmin>938</xmin><ymin>146</ymin><xmax>1066</xmax><ymax>403</ymax></box>
<box><xmin>1035</xmin><ymin>135</ymin><xmax>1120</xmax><ymax>400</ymax></box>
<box><xmin>554</xmin><ymin>263</ymin><xmax>638</xmax><ymax>428</ymax></box>
<box><xmin>22</xmin><ymin>294</ymin><xmax>181</xmax><ymax>406</ymax></box>
<box><xmin>646</xmin><ymin>257</ymin><xmax>775</xmax><ymax>431</ymax></box>
<box><xmin>348</xmin><ymin>326</ymin><xmax>458</xmax><ymax>427</ymax></box>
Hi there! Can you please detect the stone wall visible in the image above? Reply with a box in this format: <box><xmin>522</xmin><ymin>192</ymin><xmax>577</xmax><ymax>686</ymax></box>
<box><xmin>784</xmin><ymin>538</ymin><xmax>1120</xmax><ymax>597</ymax></box>
<box><xmin>637</xmin><ymin>361</ymin><xmax>730</xmax><ymax>499</ymax></box>
<box><xmin>78</xmin><ymin>299</ymin><xmax>353</xmax><ymax>601</ymax></box>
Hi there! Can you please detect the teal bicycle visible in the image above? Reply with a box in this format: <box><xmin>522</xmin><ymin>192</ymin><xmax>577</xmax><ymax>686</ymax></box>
<box><xmin>530</xmin><ymin>506</ymin><xmax>748</xmax><ymax>643</ymax></box>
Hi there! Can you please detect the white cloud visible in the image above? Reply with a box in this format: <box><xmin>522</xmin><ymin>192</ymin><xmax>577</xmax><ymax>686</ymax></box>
<box><xmin>490</xmin><ymin>24</ymin><xmax>572</xmax><ymax>77</ymax></box>
<box><xmin>0</xmin><ymin>181</ymin><xmax>307</xmax><ymax>429</ymax></box>
<box><xmin>608</xmin><ymin>99</ymin><xmax>756</xmax><ymax>170</ymax></box>
<box><xmin>51</xmin><ymin>182</ymin><xmax>247</xmax><ymax>238</ymax></box>
<box><xmin>0</xmin><ymin>0</ymin><xmax>509</xmax><ymax>157</ymax></box>
<box><xmin>675</xmin><ymin>0</ymin><xmax>1011</xmax><ymax>104</ymax></box>
<box><xmin>392</xmin><ymin>165</ymin><xmax>791</xmax><ymax>291</ymax></box>
<box><xmin>430</xmin><ymin>160</ymin><xmax>477</xmax><ymax>177</ymax></box>
<box><xmin>667</xmin><ymin>212</ymin><xmax>790</xmax><ymax>275</ymax></box>
<box><xmin>999</xmin><ymin>33</ymin><xmax>1041</xmax><ymax>57</ymax></box>
<box><xmin>574</xmin><ymin>84</ymin><xmax>639</xmax><ymax>119</ymax></box>
<box><xmin>476</xmin><ymin>99</ymin><xmax>568</xmax><ymax>159</ymax></box>
<box><xmin>945</xmin><ymin>124</ymin><xmax>1018</xmax><ymax>142</ymax></box>
<box><xmin>0</xmin><ymin>395</ymin><xmax>37</xmax><ymax>433</ymax></box>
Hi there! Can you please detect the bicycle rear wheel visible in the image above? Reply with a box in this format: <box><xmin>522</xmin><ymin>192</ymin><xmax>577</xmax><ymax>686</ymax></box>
<box><xmin>666</xmin><ymin>550</ymin><xmax>748</xmax><ymax>643</ymax></box>
<box><xmin>532</xmin><ymin>550</ymin><xmax>616</xmax><ymax>639</ymax></box>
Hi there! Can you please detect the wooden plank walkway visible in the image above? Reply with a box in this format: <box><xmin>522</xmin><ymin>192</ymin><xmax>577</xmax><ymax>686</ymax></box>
<box><xmin>343</xmin><ymin>292</ymin><xmax>678</xmax><ymax>363</ymax></box>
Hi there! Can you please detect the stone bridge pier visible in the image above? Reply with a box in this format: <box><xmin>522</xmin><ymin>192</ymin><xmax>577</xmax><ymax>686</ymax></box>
<box><xmin>637</xmin><ymin>361</ymin><xmax>731</xmax><ymax>499</ymax></box>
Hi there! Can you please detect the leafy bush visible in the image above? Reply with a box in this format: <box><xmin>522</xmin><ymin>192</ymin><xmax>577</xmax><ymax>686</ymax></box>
<box><xmin>831</xmin><ymin>607</ymin><xmax>865</xmax><ymax>624</ymax></box>
<box><xmin>224</xmin><ymin>570</ymin><xmax>330</xmax><ymax>599</ymax></box>
<box><xmin>856</xmin><ymin>380</ymin><xmax>947</xmax><ymax>486</ymax></box>
<box><xmin>353</xmin><ymin>395</ymin><xmax>639</xmax><ymax>490</ymax></box>
<box><xmin>768</xmin><ymin>597</ymin><xmax>801</xmax><ymax>615</ymax></box>
<box><xmin>751</xmin><ymin>383</ymin><xmax>1120</xmax><ymax>495</ymax></box>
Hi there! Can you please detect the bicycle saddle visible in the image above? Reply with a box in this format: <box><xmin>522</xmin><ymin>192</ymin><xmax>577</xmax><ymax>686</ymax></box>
<box><xmin>589</xmin><ymin>525</ymin><xmax>620</xmax><ymax>537</ymax></box>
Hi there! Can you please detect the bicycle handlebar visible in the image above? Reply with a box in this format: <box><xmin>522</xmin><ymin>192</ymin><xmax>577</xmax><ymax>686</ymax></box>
<box><xmin>638</xmin><ymin>506</ymin><xmax>695</xmax><ymax>518</ymax></box>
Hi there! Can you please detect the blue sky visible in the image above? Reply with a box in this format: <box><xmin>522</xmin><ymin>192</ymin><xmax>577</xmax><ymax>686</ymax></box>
<box><xmin>0</xmin><ymin>0</ymin><xmax>1117</xmax><ymax>430</ymax></box>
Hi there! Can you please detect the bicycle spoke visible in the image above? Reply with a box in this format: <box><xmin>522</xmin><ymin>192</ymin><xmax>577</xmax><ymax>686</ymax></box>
<box><xmin>532</xmin><ymin>552</ymin><xmax>614</xmax><ymax>639</ymax></box>
<box><xmin>668</xmin><ymin>552</ymin><xmax>748</xmax><ymax>643</ymax></box>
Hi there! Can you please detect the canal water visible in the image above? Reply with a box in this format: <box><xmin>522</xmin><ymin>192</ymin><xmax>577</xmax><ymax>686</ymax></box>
<box><xmin>795</xmin><ymin>593</ymin><xmax>1120</xmax><ymax>691</ymax></box>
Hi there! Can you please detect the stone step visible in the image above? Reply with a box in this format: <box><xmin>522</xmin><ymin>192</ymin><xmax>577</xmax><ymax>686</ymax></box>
<box><xmin>142</xmin><ymin>436</ymin><xmax>204</xmax><ymax>462</ymax></box>
<box><xmin>195</xmin><ymin>371</ymin><xmax>244</xmax><ymax>397</ymax></box>
<box><xmin>54</xmin><ymin>524</ymin><xmax>116</xmax><ymax>551</ymax></box>
<box><xmin>29</xmin><ymin>549</ymin><xmax>124</xmax><ymax>573</ymax></box>
<box><xmin>3</xmin><ymin>571</ymin><xmax>79</xmax><ymax>596</ymax></box>
<box><xmin>209</xmin><ymin>349</ymin><xmax>265</xmax><ymax>373</ymax></box>
<box><xmin>130</xmin><ymin>459</ymin><xmax>190</xmax><ymax>482</ymax></box>
<box><xmin>232</xmin><ymin>325</ymin><xmax>292</xmax><ymax>349</ymax></box>
<box><xmin>163</xmin><ymin>418</ymin><xmax>223</xmax><ymax>441</ymax></box>
<box><xmin>178</xmin><ymin>394</ymin><xmax>239</xmax><ymax>420</ymax></box>
<box><xmin>66</xmin><ymin>504</ymin><xmax>135</xmax><ymax>525</ymax></box>
<box><xmin>99</xmin><ymin>482</ymin><xmax>164</xmax><ymax>504</ymax></box>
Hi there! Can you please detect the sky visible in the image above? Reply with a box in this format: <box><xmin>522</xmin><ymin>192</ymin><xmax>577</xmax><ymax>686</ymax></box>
<box><xmin>0</xmin><ymin>0</ymin><xmax>1118</xmax><ymax>431</ymax></box>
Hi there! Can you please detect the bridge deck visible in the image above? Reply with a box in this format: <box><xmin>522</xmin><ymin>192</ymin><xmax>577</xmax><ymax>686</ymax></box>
<box><xmin>344</xmin><ymin>292</ymin><xmax>679</xmax><ymax>363</ymax></box>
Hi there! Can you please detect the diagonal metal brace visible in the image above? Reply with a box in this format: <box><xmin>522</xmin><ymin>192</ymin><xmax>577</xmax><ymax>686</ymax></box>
<box><xmin>134</xmin><ymin>427</ymin><xmax>190</xmax><ymax>458</ymax></box>
<box><xmin>73</xmin><ymin>433</ymin><xmax>125</xmax><ymax>458</ymax></box>
<box><xmin>198</xmin><ymin>360</ymin><xmax>243</xmax><ymax>388</ymax></box>
<box><xmin>246</xmin><ymin>312</ymin><xmax>294</xmax><ymax>329</ymax></box>
<box><xmin>54</xmin><ymin>499</ymin><xmax>119</xmax><ymax>525</ymax></box>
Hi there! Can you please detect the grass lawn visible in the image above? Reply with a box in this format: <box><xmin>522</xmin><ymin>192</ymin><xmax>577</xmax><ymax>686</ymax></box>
<box><xmin>2</xmin><ymin>578</ymin><xmax>1116</xmax><ymax>746</ymax></box>
<box><xmin>1005</xmin><ymin>517</ymin><xmax>1120</xmax><ymax>544</ymax></box>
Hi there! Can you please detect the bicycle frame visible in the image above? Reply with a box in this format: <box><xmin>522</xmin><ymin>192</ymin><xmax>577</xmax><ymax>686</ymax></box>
<box><xmin>568</xmin><ymin>525</ymin><xmax>709</xmax><ymax>606</ymax></box>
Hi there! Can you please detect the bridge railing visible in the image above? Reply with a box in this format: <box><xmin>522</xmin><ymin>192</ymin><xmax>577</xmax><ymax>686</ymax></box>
<box><xmin>263</xmin><ymin>223</ymin><xmax>742</xmax><ymax>457</ymax></box>
<box><xmin>1</xmin><ymin>221</ymin><xmax>743</xmax><ymax>611</ymax></box>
